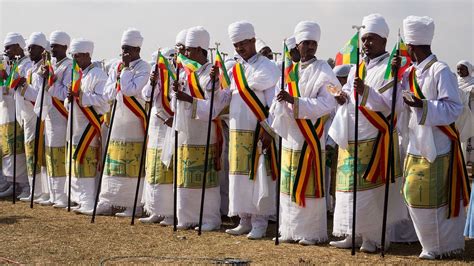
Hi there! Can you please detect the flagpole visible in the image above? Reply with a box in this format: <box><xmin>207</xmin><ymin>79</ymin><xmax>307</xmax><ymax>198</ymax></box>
<box><xmin>173</xmin><ymin>58</ymin><xmax>181</xmax><ymax>232</ymax></box>
<box><xmin>67</xmin><ymin>62</ymin><xmax>74</xmax><ymax>212</ymax></box>
<box><xmin>275</xmin><ymin>39</ymin><xmax>286</xmax><ymax>246</ymax></box>
<box><xmin>197</xmin><ymin>43</ymin><xmax>219</xmax><ymax>235</ymax></box>
<box><xmin>351</xmin><ymin>24</ymin><xmax>364</xmax><ymax>256</ymax></box>
<box><xmin>130</xmin><ymin>50</ymin><xmax>162</xmax><ymax>225</ymax></box>
<box><xmin>12</xmin><ymin>56</ymin><xmax>20</xmax><ymax>204</ymax></box>
<box><xmin>380</xmin><ymin>30</ymin><xmax>401</xmax><ymax>257</ymax></box>
<box><xmin>30</xmin><ymin>52</ymin><xmax>49</xmax><ymax>208</ymax></box>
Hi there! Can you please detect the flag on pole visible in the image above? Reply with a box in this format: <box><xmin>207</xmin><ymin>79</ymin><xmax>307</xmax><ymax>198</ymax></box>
<box><xmin>335</xmin><ymin>32</ymin><xmax>359</xmax><ymax>66</ymax></box>
<box><xmin>384</xmin><ymin>38</ymin><xmax>411</xmax><ymax>80</ymax></box>
<box><xmin>0</xmin><ymin>60</ymin><xmax>5</xmax><ymax>86</ymax></box>
<box><xmin>71</xmin><ymin>59</ymin><xmax>82</xmax><ymax>94</ymax></box>
<box><xmin>158</xmin><ymin>52</ymin><xmax>176</xmax><ymax>81</ymax></box>
<box><xmin>46</xmin><ymin>60</ymin><xmax>55</xmax><ymax>86</ymax></box>
<box><xmin>283</xmin><ymin>43</ymin><xmax>295</xmax><ymax>83</ymax></box>
<box><xmin>6</xmin><ymin>61</ymin><xmax>21</xmax><ymax>89</ymax></box>
<box><xmin>215</xmin><ymin>49</ymin><xmax>230</xmax><ymax>89</ymax></box>
<box><xmin>176</xmin><ymin>53</ymin><xmax>201</xmax><ymax>75</ymax></box>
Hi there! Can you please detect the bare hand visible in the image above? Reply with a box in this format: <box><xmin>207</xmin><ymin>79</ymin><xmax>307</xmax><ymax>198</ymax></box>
<box><xmin>276</xmin><ymin>90</ymin><xmax>294</xmax><ymax>104</ymax></box>
<box><xmin>176</xmin><ymin>90</ymin><xmax>193</xmax><ymax>103</ymax></box>
<box><xmin>335</xmin><ymin>91</ymin><xmax>348</xmax><ymax>105</ymax></box>
<box><xmin>209</xmin><ymin>65</ymin><xmax>219</xmax><ymax>81</ymax></box>
<box><xmin>164</xmin><ymin>117</ymin><xmax>173</xmax><ymax>127</ymax></box>
<box><xmin>122</xmin><ymin>53</ymin><xmax>131</xmax><ymax>67</ymax></box>
<box><xmin>40</xmin><ymin>65</ymin><xmax>49</xmax><ymax>78</ymax></box>
<box><xmin>259</xmin><ymin>130</ymin><xmax>273</xmax><ymax>151</ymax></box>
<box><xmin>149</xmin><ymin>71</ymin><xmax>158</xmax><ymax>86</ymax></box>
<box><xmin>354</xmin><ymin>77</ymin><xmax>365</xmax><ymax>96</ymax></box>
<box><xmin>391</xmin><ymin>56</ymin><xmax>401</xmax><ymax>77</ymax></box>
<box><xmin>172</xmin><ymin>80</ymin><xmax>180</xmax><ymax>92</ymax></box>
<box><xmin>403</xmin><ymin>95</ymin><xmax>423</xmax><ymax>108</ymax></box>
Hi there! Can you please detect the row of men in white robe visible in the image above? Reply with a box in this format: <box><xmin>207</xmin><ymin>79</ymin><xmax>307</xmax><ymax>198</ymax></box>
<box><xmin>0</xmin><ymin>13</ymin><xmax>471</xmax><ymax>260</ymax></box>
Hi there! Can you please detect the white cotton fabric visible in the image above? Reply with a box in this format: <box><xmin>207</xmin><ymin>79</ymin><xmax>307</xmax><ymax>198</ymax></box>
<box><xmin>285</xmin><ymin>36</ymin><xmax>296</xmax><ymax>50</ymax></box>
<box><xmin>185</xmin><ymin>26</ymin><xmax>210</xmax><ymax>50</ymax></box>
<box><xmin>175</xmin><ymin>29</ymin><xmax>188</xmax><ymax>45</ymax></box>
<box><xmin>228</xmin><ymin>21</ymin><xmax>255</xmax><ymax>44</ymax></box>
<box><xmin>403</xmin><ymin>16</ymin><xmax>435</xmax><ymax>45</ymax></box>
<box><xmin>70</xmin><ymin>38</ymin><xmax>94</xmax><ymax>56</ymax></box>
<box><xmin>294</xmin><ymin>21</ymin><xmax>321</xmax><ymax>44</ymax></box>
<box><xmin>361</xmin><ymin>13</ymin><xmax>390</xmax><ymax>39</ymax></box>
<box><xmin>27</xmin><ymin>32</ymin><xmax>48</xmax><ymax>49</ymax></box>
<box><xmin>50</xmin><ymin>31</ymin><xmax>71</xmax><ymax>47</ymax></box>
<box><xmin>255</xmin><ymin>39</ymin><xmax>267</xmax><ymax>52</ymax></box>
<box><xmin>4</xmin><ymin>32</ymin><xmax>26</xmax><ymax>48</ymax></box>
<box><xmin>121</xmin><ymin>28</ymin><xmax>144</xmax><ymax>47</ymax></box>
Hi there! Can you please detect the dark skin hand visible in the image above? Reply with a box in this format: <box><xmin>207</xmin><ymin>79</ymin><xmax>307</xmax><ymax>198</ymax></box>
<box><xmin>172</xmin><ymin>80</ymin><xmax>193</xmax><ymax>103</ymax></box>
<box><xmin>121</xmin><ymin>45</ymin><xmax>140</xmax><ymax>67</ymax></box>
<box><xmin>259</xmin><ymin>130</ymin><xmax>273</xmax><ymax>151</ymax></box>
<box><xmin>391</xmin><ymin>55</ymin><xmax>423</xmax><ymax>108</ymax></box>
<box><xmin>335</xmin><ymin>91</ymin><xmax>349</xmax><ymax>105</ymax></box>
<box><xmin>67</xmin><ymin>53</ymin><xmax>91</xmax><ymax>101</ymax></box>
<box><xmin>259</xmin><ymin>46</ymin><xmax>273</xmax><ymax>60</ymax></box>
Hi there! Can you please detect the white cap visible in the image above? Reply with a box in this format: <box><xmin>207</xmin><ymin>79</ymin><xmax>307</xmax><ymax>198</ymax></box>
<box><xmin>185</xmin><ymin>26</ymin><xmax>210</xmax><ymax>50</ymax></box>
<box><xmin>50</xmin><ymin>31</ymin><xmax>71</xmax><ymax>47</ymax></box>
<box><xmin>333</xmin><ymin>64</ymin><xmax>352</xmax><ymax>77</ymax></box>
<box><xmin>294</xmin><ymin>21</ymin><xmax>321</xmax><ymax>44</ymax></box>
<box><xmin>121</xmin><ymin>28</ymin><xmax>143</xmax><ymax>47</ymax></box>
<box><xmin>175</xmin><ymin>29</ymin><xmax>188</xmax><ymax>45</ymax></box>
<box><xmin>361</xmin><ymin>13</ymin><xmax>390</xmax><ymax>39</ymax></box>
<box><xmin>4</xmin><ymin>32</ymin><xmax>26</xmax><ymax>49</ymax></box>
<box><xmin>27</xmin><ymin>32</ymin><xmax>48</xmax><ymax>49</ymax></box>
<box><xmin>228</xmin><ymin>21</ymin><xmax>255</xmax><ymax>44</ymax></box>
<box><xmin>286</xmin><ymin>36</ymin><xmax>296</xmax><ymax>50</ymax></box>
<box><xmin>70</xmin><ymin>38</ymin><xmax>94</xmax><ymax>56</ymax></box>
<box><xmin>403</xmin><ymin>15</ymin><xmax>435</xmax><ymax>45</ymax></box>
<box><xmin>256</xmin><ymin>39</ymin><xmax>268</xmax><ymax>52</ymax></box>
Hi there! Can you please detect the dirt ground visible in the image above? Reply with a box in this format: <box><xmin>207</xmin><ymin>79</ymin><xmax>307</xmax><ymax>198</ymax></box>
<box><xmin>0</xmin><ymin>200</ymin><xmax>473</xmax><ymax>265</ymax></box>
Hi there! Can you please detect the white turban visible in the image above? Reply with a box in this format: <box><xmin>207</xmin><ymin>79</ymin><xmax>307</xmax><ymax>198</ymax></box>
<box><xmin>50</xmin><ymin>31</ymin><xmax>71</xmax><ymax>47</ymax></box>
<box><xmin>228</xmin><ymin>21</ymin><xmax>255</xmax><ymax>44</ymax></box>
<box><xmin>121</xmin><ymin>28</ymin><xmax>143</xmax><ymax>47</ymax></box>
<box><xmin>175</xmin><ymin>29</ymin><xmax>188</xmax><ymax>45</ymax></box>
<box><xmin>27</xmin><ymin>32</ymin><xmax>48</xmax><ymax>49</ymax></box>
<box><xmin>70</xmin><ymin>38</ymin><xmax>94</xmax><ymax>56</ymax></box>
<box><xmin>360</xmin><ymin>13</ymin><xmax>389</xmax><ymax>39</ymax></box>
<box><xmin>4</xmin><ymin>32</ymin><xmax>26</xmax><ymax>49</ymax></box>
<box><xmin>185</xmin><ymin>26</ymin><xmax>210</xmax><ymax>50</ymax></box>
<box><xmin>333</xmin><ymin>64</ymin><xmax>352</xmax><ymax>77</ymax></box>
<box><xmin>457</xmin><ymin>60</ymin><xmax>472</xmax><ymax>75</ymax></box>
<box><xmin>256</xmin><ymin>39</ymin><xmax>268</xmax><ymax>52</ymax></box>
<box><xmin>294</xmin><ymin>21</ymin><xmax>321</xmax><ymax>44</ymax></box>
<box><xmin>286</xmin><ymin>36</ymin><xmax>296</xmax><ymax>50</ymax></box>
<box><xmin>162</xmin><ymin>47</ymin><xmax>175</xmax><ymax>58</ymax></box>
<box><xmin>403</xmin><ymin>16</ymin><xmax>435</xmax><ymax>45</ymax></box>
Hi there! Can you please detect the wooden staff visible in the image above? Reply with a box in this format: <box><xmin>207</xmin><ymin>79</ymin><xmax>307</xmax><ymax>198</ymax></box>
<box><xmin>173</xmin><ymin>54</ymin><xmax>181</xmax><ymax>232</ymax></box>
<box><xmin>351</xmin><ymin>24</ymin><xmax>364</xmax><ymax>256</ymax></box>
<box><xmin>67</xmin><ymin>60</ymin><xmax>75</xmax><ymax>212</ymax></box>
<box><xmin>197</xmin><ymin>42</ymin><xmax>219</xmax><ymax>235</ymax></box>
<box><xmin>30</xmin><ymin>51</ymin><xmax>49</xmax><ymax>208</ymax></box>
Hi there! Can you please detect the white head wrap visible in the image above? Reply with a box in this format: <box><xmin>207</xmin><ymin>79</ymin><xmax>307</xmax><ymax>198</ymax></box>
<box><xmin>457</xmin><ymin>60</ymin><xmax>473</xmax><ymax>76</ymax></box>
<box><xmin>70</xmin><ymin>38</ymin><xmax>94</xmax><ymax>56</ymax></box>
<box><xmin>50</xmin><ymin>31</ymin><xmax>71</xmax><ymax>47</ymax></box>
<box><xmin>286</xmin><ymin>36</ymin><xmax>296</xmax><ymax>50</ymax></box>
<box><xmin>403</xmin><ymin>16</ymin><xmax>435</xmax><ymax>45</ymax></box>
<box><xmin>185</xmin><ymin>26</ymin><xmax>210</xmax><ymax>50</ymax></box>
<box><xmin>333</xmin><ymin>64</ymin><xmax>352</xmax><ymax>77</ymax></box>
<box><xmin>4</xmin><ymin>32</ymin><xmax>26</xmax><ymax>49</ymax></box>
<box><xmin>256</xmin><ymin>39</ymin><xmax>268</xmax><ymax>52</ymax></box>
<box><xmin>27</xmin><ymin>32</ymin><xmax>48</xmax><ymax>49</ymax></box>
<box><xmin>121</xmin><ymin>28</ymin><xmax>143</xmax><ymax>47</ymax></box>
<box><xmin>228</xmin><ymin>21</ymin><xmax>255</xmax><ymax>44</ymax></box>
<box><xmin>360</xmin><ymin>13</ymin><xmax>389</xmax><ymax>39</ymax></box>
<box><xmin>162</xmin><ymin>47</ymin><xmax>175</xmax><ymax>58</ymax></box>
<box><xmin>175</xmin><ymin>29</ymin><xmax>188</xmax><ymax>45</ymax></box>
<box><xmin>294</xmin><ymin>21</ymin><xmax>321</xmax><ymax>44</ymax></box>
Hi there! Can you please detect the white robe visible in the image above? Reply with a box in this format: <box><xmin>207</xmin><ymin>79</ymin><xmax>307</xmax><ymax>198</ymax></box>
<box><xmin>329</xmin><ymin>53</ymin><xmax>407</xmax><ymax>247</ymax></box>
<box><xmin>271</xmin><ymin>58</ymin><xmax>339</xmax><ymax>242</ymax></box>
<box><xmin>98</xmin><ymin>58</ymin><xmax>150</xmax><ymax>208</ymax></box>
<box><xmin>402</xmin><ymin>54</ymin><xmax>465</xmax><ymax>256</ymax></box>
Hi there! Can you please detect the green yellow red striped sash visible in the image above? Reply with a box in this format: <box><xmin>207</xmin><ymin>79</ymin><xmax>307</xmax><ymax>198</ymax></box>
<box><xmin>233</xmin><ymin>62</ymin><xmax>278</xmax><ymax>181</ymax></box>
<box><xmin>287</xmin><ymin>64</ymin><xmax>325</xmax><ymax>205</ymax></box>
<box><xmin>74</xmin><ymin>100</ymin><xmax>104</xmax><ymax>163</ymax></box>
<box><xmin>52</xmin><ymin>97</ymin><xmax>68</xmax><ymax>118</ymax></box>
<box><xmin>159</xmin><ymin>67</ymin><xmax>173</xmax><ymax>116</ymax></box>
<box><xmin>116</xmin><ymin>63</ymin><xmax>147</xmax><ymax>132</ymax></box>
<box><xmin>409</xmin><ymin>66</ymin><xmax>470</xmax><ymax>218</ymax></box>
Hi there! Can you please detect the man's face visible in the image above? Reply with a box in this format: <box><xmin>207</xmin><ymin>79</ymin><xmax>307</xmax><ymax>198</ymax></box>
<box><xmin>184</xmin><ymin>46</ymin><xmax>203</xmax><ymax>62</ymax></box>
<box><xmin>297</xmin><ymin>40</ymin><xmax>317</xmax><ymax>60</ymax></box>
<box><xmin>290</xmin><ymin>48</ymin><xmax>301</xmax><ymax>62</ymax></box>
<box><xmin>121</xmin><ymin>45</ymin><xmax>140</xmax><ymax>58</ymax></box>
<box><xmin>259</xmin><ymin>47</ymin><xmax>273</xmax><ymax>60</ymax></box>
<box><xmin>233</xmin><ymin>38</ymin><xmax>256</xmax><ymax>61</ymax></box>
<box><xmin>457</xmin><ymin>64</ymin><xmax>469</xmax><ymax>78</ymax></box>
<box><xmin>72</xmin><ymin>53</ymin><xmax>91</xmax><ymax>69</ymax></box>
<box><xmin>361</xmin><ymin>33</ymin><xmax>386</xmax><ymax>59</ymax></box>
<box><xmin>51</xmin><ymin>43</ymin><xmax>67</xmax><ymax>58</ymax></box>
<box><xmin>406</xmin><ymin>44</ymin><xmax>416</xmax><ymax>62</ymax></box>
<box><xmin>4</xmin><ymin>43</ymin><xmax>22</xmax><ymax>60</ymax></box>
<box><xmin>28</xmin><ymin>44</ymin><xmax>45</xmax><ymax>62</ymax></box>
<box><xmin>176</xmin><ymin>44</ymin><xmax>185</xmax><ymax>55</ymax></box>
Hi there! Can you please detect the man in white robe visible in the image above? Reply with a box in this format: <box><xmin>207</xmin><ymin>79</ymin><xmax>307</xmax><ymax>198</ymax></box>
<box><xmin>271</xmin><ymin>21</ymin><xmax>338</xmax><ymax>245</ymax></box>
<box><xmin>66</xmin><ymin>39</ymin><xmax>109</xmax><ymax>214</ymax></box>
<box><xmin>91</xmin><ymin>29</ymin><xmax>150</xmax><ymax>217</ymax></box>
<box><xmin>328</xmin><ymin>14</ymin><xmax>406</xmax><ymax>252</ymax></box>
<box><xmin>0</xmin><ymin>33</ymin><xmax>31</xmax><ymax>198</ymax></box>
<box><xmin>399</xmin><ymin>16</ymin><xmax>468</xmax><ymax>259</ymax></box>
<box><xmin>455</xmin><ymin>60</ymin><xmax>474</xmax><ymax>161</ymax></box>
